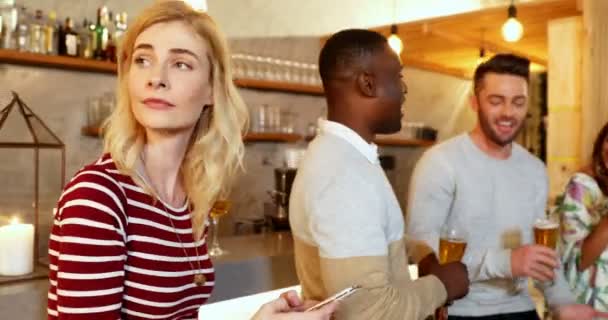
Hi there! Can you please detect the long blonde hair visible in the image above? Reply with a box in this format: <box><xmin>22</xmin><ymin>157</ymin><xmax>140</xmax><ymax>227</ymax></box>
<box><xmin>103</xmin><ymin>1</ymin><xmax>248</xmax><ymax>239</ymax></box>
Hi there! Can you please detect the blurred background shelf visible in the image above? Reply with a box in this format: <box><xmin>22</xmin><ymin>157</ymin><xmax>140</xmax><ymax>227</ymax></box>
<box><xmin>374</xmin><ymin>137</ymin><xmax>435</xmax><ymax>147</ymax></box>
<box><xmin>0</xmin><ymin>50</ymin><xmax>324</xmax><ymax>95</ymax></box>
<box><xmin>0</xmin><ymin>49</ymin><xmax>116</xmax><ymax>74</ymax></box>
<box><xmin>233</xmin><ymin>79</ymin><xmax>323</xmax><ymax>96</ymax></box>
<box><xmin>243</xmin><ymin>132</ymin><xmax>302</xmax><ymax>143</ymax></box>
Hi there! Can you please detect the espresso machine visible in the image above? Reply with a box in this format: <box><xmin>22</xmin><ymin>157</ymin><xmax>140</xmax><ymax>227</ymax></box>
<box><xmin>267</xmin><ymin>167</ymin><xmax>297</xmax><ymax>230</ymax></box>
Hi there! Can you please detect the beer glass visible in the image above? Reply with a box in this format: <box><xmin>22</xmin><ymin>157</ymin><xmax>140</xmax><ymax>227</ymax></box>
<box><xmin>438</xmin><ymin>223</ymin><xmax>467</xmax><ymax>265</ymax></box>
<box><xmin>533</xmin><ymin>216</ymin><xmax>559</xmax><ymax>288</ymax></box>
<box><xmin>209</xmin><ymin>200</ymin><xmax>231</xmax><ymax>257</ymax></box>
<box><xmin>533</xmin><ymin>217</ymin><xmax>559</xmax><ymax>250</ymax></box>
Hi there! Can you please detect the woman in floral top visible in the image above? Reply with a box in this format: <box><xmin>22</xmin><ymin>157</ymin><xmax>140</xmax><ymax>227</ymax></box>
<box><xmin>559</xmin><ymin>122</ymin><xmax>608</xmax><ymax>310</ymax></box>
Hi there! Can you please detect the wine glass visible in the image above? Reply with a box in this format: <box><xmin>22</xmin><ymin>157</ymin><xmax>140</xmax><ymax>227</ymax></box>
<box><xmin>209</xmin><ymin>200</ymin><xmax>231</xmax><ymax>257</ymax></box>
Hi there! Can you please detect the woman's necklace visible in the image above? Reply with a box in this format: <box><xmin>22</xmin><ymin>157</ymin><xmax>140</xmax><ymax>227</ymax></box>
<box><xmin>135</xmin><ymin>157</ymin><xmax>207</xmax><ymax>286</ymax></box>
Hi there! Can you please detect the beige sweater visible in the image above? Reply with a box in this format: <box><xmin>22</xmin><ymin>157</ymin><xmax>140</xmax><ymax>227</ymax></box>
<box><xmin>290</xmin><ymin>120</ymin><xmax>447</xmax><ymax>320</ymax></box>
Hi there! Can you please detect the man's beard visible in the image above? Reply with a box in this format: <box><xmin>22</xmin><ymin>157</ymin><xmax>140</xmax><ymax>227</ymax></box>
<box><xmin>478</xmin><ymin>108</ymin><xmax>524</xmax><ymax>147</ymax></box>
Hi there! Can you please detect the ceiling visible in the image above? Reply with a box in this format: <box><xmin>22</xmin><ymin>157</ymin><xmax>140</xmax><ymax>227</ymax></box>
<box><xmin>205</xmin><ymin>0</ymin><xmax>541</xmax><ymax>38</ymax></box>
<box><xmin>367</xmin><ymin>0</ymin><xmax>581</xmax><ymax>79</ymax></box>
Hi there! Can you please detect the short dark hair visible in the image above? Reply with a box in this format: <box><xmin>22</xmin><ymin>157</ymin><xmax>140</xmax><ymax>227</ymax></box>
<box><xmin>318</xmin><ymin>29</ymin><xmax>388</xmax><ymax>85</ymax></box>
<box><xmin>473</xmin><ymin>54</ymin><xmax>530</xmax><ymax>95</ymax></box>
<box><xmin>592</xmin><ymin>122</ymin><xmax>608</xmax><ymax>194</ymax></box>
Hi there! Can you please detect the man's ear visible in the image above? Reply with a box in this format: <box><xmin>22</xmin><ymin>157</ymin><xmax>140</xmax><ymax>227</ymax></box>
<box><xmin>356</xmin><ymin>71</ymin><xmax>377</xmax><ymax>98</ymax></box>
<box><xmin>470</xmin><ymin>93</ymin><xmax>479</xmax><ymax>113</ymax></box>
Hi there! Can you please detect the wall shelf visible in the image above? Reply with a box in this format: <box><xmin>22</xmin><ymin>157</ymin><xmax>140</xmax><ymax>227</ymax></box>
<box><xmin>0</xmin><ymin>49</ymin><xmax>116</xmax><ymax>74</ymax></box>
<box><xmin>243</xmin><ymin>132</ymin><xmax>302</xmax><ymax>143</ymax></box>
<box><xmin>374</xmin><ymin>137</ymin><xmax>435</xmax><ymax>148</ymax></box>
<box><xmin>0</xmin><ymin>49</ymin><xmax>324</xmax><ymax>95</ymax></box>
<box><xmin>82</xmin><ymin>127</ymin><xmax>303</xmax><ymax>144</ymax></box>
<box><xmin>306</xmin><ymin>135</ymin><xmax>435</xmax><ymax>147</ymax></box>
<box><xmin>81</xmin><ymin>126</ymin><xmax>102</xmax><ymax>137</ymax></box>
<box><xmin>233</xmin><ymin>78</ymin><xmax>324</xmax><ymax>96</ymax></box>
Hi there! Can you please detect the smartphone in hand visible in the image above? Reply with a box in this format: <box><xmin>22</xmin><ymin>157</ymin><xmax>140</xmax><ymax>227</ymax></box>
<box><xmin>305</xmin><ymin>285</ymin><xmax>361</xmax><ymax>312</ymax></box>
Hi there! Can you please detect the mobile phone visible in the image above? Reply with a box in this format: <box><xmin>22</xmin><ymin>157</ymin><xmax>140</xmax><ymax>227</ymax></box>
<box><xmin>305</xmin><ymin>285</ymin><xmax>361</xmax><ymax>312</ymax></box>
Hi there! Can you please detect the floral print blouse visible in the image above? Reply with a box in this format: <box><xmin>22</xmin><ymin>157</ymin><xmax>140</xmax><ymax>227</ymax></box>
<box><xmin>558</xmin><ymin>173</ymin><xmax>608</xmax><ymax>310</ymax></box>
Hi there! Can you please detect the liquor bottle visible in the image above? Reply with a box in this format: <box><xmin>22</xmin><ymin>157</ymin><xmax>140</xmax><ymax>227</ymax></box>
<box><xmin>104</xmin><ymin>11</ymin><xmax>116</xmax><ymax>62</ymax></box>
<box><xmin>28</xmin><ymin>9</ymin><xmax>43</xmax><ymax>53</ymax></box>
<box><xmin>113</xmin><ymin>12</ymin><xmax>127</xmax><ymax>47</ymax></box>
<box><xmin>0</xmin><ymin>1</ymin><xmax>19</xmax><ymax>49</ymax></box>
<box><xmin>15</xmin><ymin>6</ymin><xmax>29</xmax><ymax>52</ymax></box>
<box><xmin>58</xmin><ymin>17</ymin><xmax>78</xmax><ymax>57</ymax></box>
<box><xmin>78</xmin><ymin>18</ymin><xmax>93</xmax><ymax>58</ymax></box>
<box><xmin>43</xmin><ymin>11</ymin><xmax>56</xmax><ymax>55</ymax></box>
<box><xmin>93</xmin><ymin>6</ymin><xmax>109</xmax><ymax>60</ymax></box>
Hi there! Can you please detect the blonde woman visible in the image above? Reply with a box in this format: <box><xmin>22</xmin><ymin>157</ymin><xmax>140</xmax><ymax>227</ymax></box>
<box><xmin>47</xmin><ymin>2</ymin><xmax>335</xmax><ymax>319</ymax></box>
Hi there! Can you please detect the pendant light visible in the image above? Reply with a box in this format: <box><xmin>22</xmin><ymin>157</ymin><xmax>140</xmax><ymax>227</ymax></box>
<box><xmin>387</xmin><ymin>0</ymin><xmax>403</xmax><ymax>55</ymax></box>
<box><xmin>388</xmin><ymin>25</ymin><xmax>403</xmax><ymax>55</ymax></box>
<box><xmin>183</xmin><ymin>0</ymin><xmax>207</xmax><ymax>11</ymax></box>
<box><xmin>501</xmin><ymin>0</ymin><xmax>523</xmax><ymax>42</ymax></box>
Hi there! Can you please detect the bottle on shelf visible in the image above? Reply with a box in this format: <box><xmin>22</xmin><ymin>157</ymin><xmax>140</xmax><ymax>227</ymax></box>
<box><xmin>113</xmin><ymin>12</ymin><xmax>127</xmax><ymax>47</ymax></box>
<box><xmin>104</xmin><ymin>11</ymin><xmax>116</xmax><ymax>62</ymax></box>
<box><xmin>93</xmin><ymin>6</ymin><xmax>109</xmax><ymax>60</ymax></box>
<box><xmin>0</xmin><ymin>1</ymin><xmax>19</xmax><ymax>49</ymax></box>
<box><xmin>78</xmin><ymin>18</ymin><xmax>93</xmax><ymax>58</ymax></box>
<box><xmin>28</xmin><ymin>9</ymin><xmax>43</xmax><ymax>54</ymax></box>
<box><xmin>43</xmin><ymin>11</ymin><xmax>56</xmax><ymax>55</ymax></box>
<box><xmin>15</xmin><ymin>6</ymin><xmax>30</xmax><ymax>52</ymax></box>
<box><xmin>58</xmin><ymin>17</ymin><xmax>78</xmax><ymax>57</ymax></box>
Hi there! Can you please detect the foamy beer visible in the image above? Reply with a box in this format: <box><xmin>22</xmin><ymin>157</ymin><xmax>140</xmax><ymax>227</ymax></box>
<box><xmin>533</xmin><ymin>218</ymin><xmax>559</xmax><ymax>249</ymax></box>
<box><xmin>438</xmin><ymin>225</ymin><xmax>467</xmax><ymax>264</ymax></box>
<box><xmin>439</xmin><ymin>237</ymin><xmax>467</xmax><ymax>264</ymax></box>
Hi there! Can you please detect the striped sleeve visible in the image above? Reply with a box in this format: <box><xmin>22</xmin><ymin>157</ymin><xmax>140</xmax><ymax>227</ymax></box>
<box><xmin>48</xmin><ymin>168</ymin><xmax>128</xmax><ymax>320</ymax></box>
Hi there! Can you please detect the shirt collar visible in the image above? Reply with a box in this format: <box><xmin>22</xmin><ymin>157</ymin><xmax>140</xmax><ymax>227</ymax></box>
<box><xmin>318</xmin><ymin>119</ymin><xmax>379</xmax><ymax>165</ymax></box>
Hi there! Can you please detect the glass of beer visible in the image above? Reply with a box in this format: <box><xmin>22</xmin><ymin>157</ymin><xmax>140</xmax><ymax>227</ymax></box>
<box><xmin>209</xmin><ymin>200</ymin><xmax>231</xmax><ymax>257</ymax></box>
<box><xmin>533</xmin><ymin>216</ymin><xmax>559</xmax><ymax>286</ymax></box>
<box><xmin>438</xmin><ymin>224</ymin><xmax>467</xmax><ymax>265</ymax></box>
<box><xmin>533</xmin><ymin>217</ymin><xmax>559</xmax><ymax>250</ymax></box>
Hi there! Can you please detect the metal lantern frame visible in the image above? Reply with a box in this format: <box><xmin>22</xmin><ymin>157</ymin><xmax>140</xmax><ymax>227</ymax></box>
<box><xmin>0</xmin><ymin>91</ymin><xmax>65</xmax><ymax>283</ymax></box>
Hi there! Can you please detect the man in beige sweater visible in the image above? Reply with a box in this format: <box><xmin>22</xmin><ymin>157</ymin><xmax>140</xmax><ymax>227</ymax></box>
<box><xmin>289</xmin><ymin>29</ymin><xmax>469</xmax><ymax>320</ymax></box>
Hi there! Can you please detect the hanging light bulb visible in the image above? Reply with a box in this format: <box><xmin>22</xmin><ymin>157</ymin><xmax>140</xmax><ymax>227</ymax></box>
<box><xmin>388</xmin><ymin>24</ymin><xmax>403</xmax><ymax>55</ymax></box>
<box><xmin>476</xmin><ymin>47</ymin><xmax>487</xmax><ymax>66</ymax></box>
<box><xmin>501</xmin><ymin>1</ymin><xmax>523</xmax><ymax>42</ymax></box>
<box><xmin>183</xmin><ymin>0</ymin><xmax>207</xmax><ymax>11</ymax></box>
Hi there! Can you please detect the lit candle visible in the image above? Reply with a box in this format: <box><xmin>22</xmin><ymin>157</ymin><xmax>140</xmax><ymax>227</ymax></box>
<box><xmin>0</xmin><ymin>217</ymin><xmax>34</xmax><ymax>276</ymax></box>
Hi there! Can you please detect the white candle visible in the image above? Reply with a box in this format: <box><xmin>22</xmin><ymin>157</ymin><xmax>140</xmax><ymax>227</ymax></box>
<box><xmin>0</xmin><ymin>217</ymin><xmax>34</xmax><ymax>276</ymax></box>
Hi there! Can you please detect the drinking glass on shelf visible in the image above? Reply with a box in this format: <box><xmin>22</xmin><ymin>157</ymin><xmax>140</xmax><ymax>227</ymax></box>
<box><xmin>231</xmin><ymin>53</ymin><xmax>246</xmax><ymax>79</ymax></box>
<box><xmin>438</xmin><ymin>222</ymin><xmax>467</xmax><ymax>265</ymax></box>
<box><xmin>209</xmin><ymin>200</ymin><xmax>231</xmax><ymax>257</ymax></box>
<box><xmin>243</xmin><ymin>54</ymin><xmax>256</xmax><ymax>79</ymax></box>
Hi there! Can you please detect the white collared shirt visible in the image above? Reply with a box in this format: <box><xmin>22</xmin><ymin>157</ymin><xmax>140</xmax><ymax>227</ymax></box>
<box><xmin>318</xmin><ymin>119</ymin><xmax>379</xmax><ymax>165</ymax></box>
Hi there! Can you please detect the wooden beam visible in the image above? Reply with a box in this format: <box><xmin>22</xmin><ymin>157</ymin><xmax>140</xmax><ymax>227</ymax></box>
<box><xmin>424</xmin><ymin>27</ymin><xmax>548</xmax><ymax>66</ymax></box>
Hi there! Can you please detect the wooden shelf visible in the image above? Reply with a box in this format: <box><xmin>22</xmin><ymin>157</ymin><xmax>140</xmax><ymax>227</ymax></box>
<box><xmin>374</xmin><ymin>137</ymin><xmax>435</xmax><ymax>147</ymax></box>
<box><xmin>243</xmin><ymin>132</ymin><xmax>302</xmax><ymax>143</ymax></box>
<box><xmin>0</xmin><ymin>49</ymin><xmax>324</xmax><ymax>95</ymax></box>
<box><xmin>81</xmin><ymin>126</ymin><xmax>102</xmax><ymax>137</ymax></box>
<box><xmin>82</xmin><ymin>127</ymin><xmax>302</xmax><ymax>143</ymax></box>
<box><xmin>0</xmin><ymin>49</ymin><xmax>116</xmax><ymax>74</ymax></box>
<box><xmin>306</xmin><ymin>135</ymin><xmax>435</xmax><ymax>147</ymax></box>
<box><xmin>234</xmin><ymin>78</ymin><xmax>324</xmax><ymax>96</ymax></box>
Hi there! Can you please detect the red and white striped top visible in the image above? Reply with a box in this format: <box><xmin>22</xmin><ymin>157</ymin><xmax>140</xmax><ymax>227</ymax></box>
<box><xmin>47</xmin><ymin>154</ymin><xmax>215</xmax><ymax>320</ymax></box>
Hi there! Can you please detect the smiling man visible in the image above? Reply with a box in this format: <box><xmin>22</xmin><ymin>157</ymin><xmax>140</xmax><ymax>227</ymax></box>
<box><xmin>406</xmin><ymin>54</ymin><xmax>604</xmax><ymax>320</ymax></box>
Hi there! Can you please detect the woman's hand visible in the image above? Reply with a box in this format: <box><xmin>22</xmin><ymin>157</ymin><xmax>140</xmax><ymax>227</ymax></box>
<box><xmin>251</xmin><ymin>290</ymin><xmax>338</xmax><ymax>320</ymax></box>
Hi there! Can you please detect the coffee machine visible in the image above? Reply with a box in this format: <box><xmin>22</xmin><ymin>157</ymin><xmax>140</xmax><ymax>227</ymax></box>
<box><xmin>267</xmin><ymin>167</ymin><xmax>297</xmax><ymax>230</ymax></box>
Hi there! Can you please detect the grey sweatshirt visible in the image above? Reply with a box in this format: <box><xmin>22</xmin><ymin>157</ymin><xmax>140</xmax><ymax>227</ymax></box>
<box><xmin>406</xmin><ymin>133</ymin><xmax>575</xmax><ymax>317</ymax></box>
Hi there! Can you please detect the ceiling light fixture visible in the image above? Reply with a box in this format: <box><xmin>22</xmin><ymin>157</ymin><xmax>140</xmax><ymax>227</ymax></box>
<box><xmin>501</xmin><ymin>0</ymin><xmax>523</xmax><ymax>42</ymax></box>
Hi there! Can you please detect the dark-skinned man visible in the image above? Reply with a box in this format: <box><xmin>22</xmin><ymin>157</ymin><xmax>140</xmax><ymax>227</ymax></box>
<box><xmin>289</xmin><ymin>29</ymin><xmax>470</xmax><ymax>320</ymax></box>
